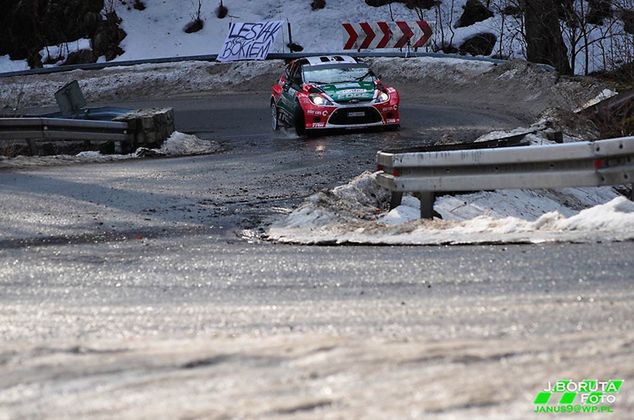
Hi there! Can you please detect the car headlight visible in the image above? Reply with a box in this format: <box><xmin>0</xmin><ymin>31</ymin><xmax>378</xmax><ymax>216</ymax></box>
<box><xmin>309</xmin><ymin>94</ymin><xmax>333</xmax><ymax>106</ymax></box>
<box><xmin>374</xmin><ymin>91</ymin><xmax>389</xmax><ymax>103</ymax></box>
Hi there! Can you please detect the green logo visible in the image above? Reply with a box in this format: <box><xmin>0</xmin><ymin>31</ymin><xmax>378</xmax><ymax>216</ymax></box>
<box><xmin>534</xmin><ymin>379</ymin><xmax>623</xmax><ymax>414</ymax></box>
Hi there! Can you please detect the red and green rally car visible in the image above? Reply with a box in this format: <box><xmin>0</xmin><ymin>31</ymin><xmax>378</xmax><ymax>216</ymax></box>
<box><xmin>271</xmin><ymin>55</ymin><xmax>400</xmax><ymax>135</ymax></box>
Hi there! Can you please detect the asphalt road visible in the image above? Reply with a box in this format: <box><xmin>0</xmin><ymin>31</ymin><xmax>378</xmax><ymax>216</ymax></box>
<box><xmin>1</xmin><ymin>92</ymin><xmax>632</xmax><ymax>419</ymax></box>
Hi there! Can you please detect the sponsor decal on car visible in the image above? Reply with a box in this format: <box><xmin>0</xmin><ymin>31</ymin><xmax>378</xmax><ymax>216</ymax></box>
<box><xmin>336</xmin><ymin>83</ymin><xmax>364</xmax><ymax>89</ymax></box>
<box><xmin>339</xmin><ymin>89</ymin><xmax>367</xmax><ymax>95</ymax></box>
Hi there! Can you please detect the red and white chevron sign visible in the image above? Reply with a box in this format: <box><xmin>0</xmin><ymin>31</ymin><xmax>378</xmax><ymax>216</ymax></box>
<box><xmin>342</xmin><ymin>20</ymin><xmax>432</xmax><ymax>50</ymax></box>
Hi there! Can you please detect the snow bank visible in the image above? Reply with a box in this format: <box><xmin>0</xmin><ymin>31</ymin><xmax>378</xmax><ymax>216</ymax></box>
<box><xmin>0</xmin><ymin>56</ymin><xmax>605</xmax><ymax>118</ymax></box>
<box><xmin>277</xmin><ymin>172</ymin><xmax>391</xmax><ymax>230</ymax></box>
<box><xmin>267</xmin><ymin>172</ymin><xmax>633</xmax><ymax>245</ymax></box>
<box><xmin>0</xmin><ymin>60</ymin><xmax>284</xmax><ymax>108</ymax></box>
<box><xmin>0</xmin><ymin>132</ymin><xmax>220</xmax><ymax>169</ymax></box>
<box><xmin>369</xmin><ymin>56</ymin><xmax>494</xmax><ymax>85</ymax></box>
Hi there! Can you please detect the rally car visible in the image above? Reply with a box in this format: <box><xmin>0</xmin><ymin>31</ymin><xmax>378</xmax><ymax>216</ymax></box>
<box><xmin>271</xmin><ymin>55</ymin><xmax>400</xmax><ymax>135</ymax></box>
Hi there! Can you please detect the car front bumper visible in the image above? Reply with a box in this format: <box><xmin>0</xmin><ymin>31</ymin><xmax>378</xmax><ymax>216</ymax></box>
<box><xmin>300</xmin><ymin>97</ymin><xmax>400</xmax><ymax>130</ymax></box>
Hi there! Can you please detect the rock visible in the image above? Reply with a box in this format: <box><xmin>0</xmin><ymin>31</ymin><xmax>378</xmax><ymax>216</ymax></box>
<box><xmin>91</xmin><ymin>11</ymin><xmax>127</xmax><ymax>61</ymax></box>
<box><xmin>184</xmin><ymin>19</ymin><xmax>204</xmax><ymax>34</ymax></box>
<box><xmin>311</xmin><ymin>0</ymin><xmax>326</xmax><ymax>10</ymax></box>
<box><xmin>439</xmin><ymin>43</ymin><xmax>459</xmax><ymax>54</ymax></box>
<box><xmin>27</xmin><ymin>51</ymin><xmax>43</xmax><ymax>69</ymax></box>
<box><xmin>133</xmin><ymin>0</ymin><xmax>146</xmax><ymax>11</ymax></box>
<box><xmin>405</xmin><ymin>0</ymin><xmax>439</xmax><ymax>9</ymax></box>
<box><xmin>586</xmin><ymin>0</ymin><xmax>612</xmax><ymax>26</ymax></box>
<box><xmin>456</xmin><ymin>0</ymin><xmax>494</xmax><ymax>28</ymax></box>
<box><xmin>287</xmin><ymin>42</ymin><xmax>304</xmax><ymax>52</ymax></box>
<box><xmin>0</xmin><ymin>0</ymin><xmax>129</xmax><ymax>68</ymax></box>
<box><xmin>501</xmin><ymin>5</ymin><xmax>522</xmax><ymax>17</ymax></box>
<box><xmin>365</xmin><ymin>0</ymin><xmax>392</xmax><ymax>6</ymax></box>
<box><xmin>459</xmin><ymin>32</ymin><xmax>497</xmax><ymax>56</ymax></box>
<box><xmin>63</xmin><ymin>49</ymin><xmax>97</xmax><ymax>65</ymax></box>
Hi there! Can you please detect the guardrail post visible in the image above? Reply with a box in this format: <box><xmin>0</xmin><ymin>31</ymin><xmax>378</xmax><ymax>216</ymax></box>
<box><xmin>414</xmin><ymin>191</ymin><xmax>435</xmax><ymax>219</ymax></box>
<box><xmin>389</xmin><ymin>192</ymin><xmax>403</xmax><ymax>209</ymax></box>
<box><xmin>26</xmin><ymin>139</ymin><xmax>37</xmax><ymax>156</ymax></box>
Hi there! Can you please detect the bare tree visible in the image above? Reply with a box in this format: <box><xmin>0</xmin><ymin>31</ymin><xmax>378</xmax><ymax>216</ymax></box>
<box><xmin>521</xmin><ymin>0</ymin><xmax>572</xmax><ymax>74</ymax></box>
<box><xmin>194</xmin><ymin>0</ymin><xmax>202</xmax><ymax>21</ymax></box>
<box><xmin>559</xmin><ymin>0</ymin><xmax>632</xmax><ymax>75</ymax></box>
<box><xmin>432</xmin><ymin>0</ymin><xmax>456</xmax><ymax>52</ymax></box>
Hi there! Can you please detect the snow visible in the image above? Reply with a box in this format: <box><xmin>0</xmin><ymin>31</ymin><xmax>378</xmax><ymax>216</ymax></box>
<box><xmin>0</xmin><ymin>56</ymin><xmax>500</xmax><ymax>110</ymax></box>
<box><xmin>75</xmin><ymin>150</ymin><xmax>102</xmax><ymax>158</ymax></box>
<box><xmin>370</xmin><ymin>56</ymin><xmax>494</xmax><ymax>83</ymax></box>
<box><xmin>267</xmin><ymin>172</ymin><xmax>633</xmax><ymax>245</ymax></box>
<box><xmin>0</xmin><ymin>132</ymin><xmax>220</xmax><ymax>169</ymax></box>
<box><xmin>574</xmin><ymin>88</ymin><xmax>619</xmax><ymax>112</ymax></box>
<box><xmin>0</xmin><ymin>55</ymin><xmax>29</xmax><ymax>73</ymax></box>
<box><xmin>0</xmin><ymin>0</ymin><xmax>629</xmax><ymax>75</ymax></box>
<box><xmin>39</xmin><ymin>38</ymin><xmax>92</xmax><ymax>66</ymax></box>
<box><xmin>0</xmin><ymin>59</ymin><xmax>284</xmax><ymax>108</ymax></box>
<box><xmin>111</xmin><ymin>0</ymin><xmax>423</xmax><ymax>60</ymax></box>
<box><xmin>158</xmin><ymin>131</ymin><xmax>221</xmax><ymax>155</ymax></box>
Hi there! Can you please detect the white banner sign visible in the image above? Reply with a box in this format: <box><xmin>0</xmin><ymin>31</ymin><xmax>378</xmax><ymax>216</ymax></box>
<box><xmin>218</xmin><ymin>21</ymin><xmax>283</xmax><ymax>62</ymax></box>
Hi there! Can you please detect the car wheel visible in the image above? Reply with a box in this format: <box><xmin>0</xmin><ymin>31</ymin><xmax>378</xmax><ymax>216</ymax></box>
<box><xmin>386</xmin><ymin>124</ymin><xmax>400</xmax><ymax>132</ymax></box>
<box><xmin>294</xmin><ymin>103</ymin><xmax>306</xmax><ymax>136</ymax></box>
<box><xmin>271</xmin><ymin>101</ymin><xmax>279</xmax><ymax>131</ymax></box>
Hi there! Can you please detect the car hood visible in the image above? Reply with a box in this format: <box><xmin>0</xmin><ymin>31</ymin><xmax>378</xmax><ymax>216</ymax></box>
<box><xmin>318</xmin><ymin>81</ymin><xmax>375</xmax><ymax>103</ymax></box>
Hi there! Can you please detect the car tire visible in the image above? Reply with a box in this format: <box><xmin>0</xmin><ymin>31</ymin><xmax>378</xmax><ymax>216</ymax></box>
<box><xmin>294</xmin><ymin>103</ymin><xmax>306</xmax><ymax>136</ymax></box>
<box><xmin>271</xmin><ymin>101</ymin><xmax>279</xmax><ymax>131</ymax></box>
<box><xmin>386</xmin><ymin>124</ymin><xmax>400</xmax><ymax>132</ymax></box>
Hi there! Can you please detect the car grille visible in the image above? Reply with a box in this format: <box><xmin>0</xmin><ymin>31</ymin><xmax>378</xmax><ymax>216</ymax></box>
<box><xmin>328</xmin><ymin>107</ymin><xmax>382</xmax><ymax>125</ymax></box>
<box><xmin>335</xmin><ymin>98</ymin><xmax>372</xmax><ymax>104</ymax></box>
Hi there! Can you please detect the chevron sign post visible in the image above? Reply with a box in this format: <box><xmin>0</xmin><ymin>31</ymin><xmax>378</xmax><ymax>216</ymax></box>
<box><xmin>342</xmin><ymin>20</ymin><xmax>432</xmax><ymax>50</ymax></box>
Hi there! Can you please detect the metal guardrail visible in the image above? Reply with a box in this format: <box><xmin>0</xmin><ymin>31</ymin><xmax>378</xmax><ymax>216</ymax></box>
<box><xmin>0</xmin><ymin>117</ymin><xmax>132</xmax><ymax>155</ymax></box>
<box><xmin>376</xmin><ymin>136</ymin><xmax>634</xmax><ymax>218</ymax></box>
<box><xmin>0</xmin><ymin>51</ymin><xmax>554</xmax><ymax>78</ymax></box>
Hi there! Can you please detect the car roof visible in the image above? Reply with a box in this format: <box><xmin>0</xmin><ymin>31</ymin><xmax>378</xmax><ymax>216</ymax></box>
<box><xmin>303</xmin><ymin>55</ymin><xmax>358</xmax><ymax>66</ymax></box>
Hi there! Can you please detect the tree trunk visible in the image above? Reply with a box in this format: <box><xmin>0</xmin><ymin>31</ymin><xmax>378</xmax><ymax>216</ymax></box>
<box><xmin>522</xmin><ymin>0</ymin><xmax>572</xmax><ymax>74</ymax></box>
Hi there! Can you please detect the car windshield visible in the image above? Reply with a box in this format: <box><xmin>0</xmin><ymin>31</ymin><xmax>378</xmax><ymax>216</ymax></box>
<box><xmin>303</xmin><ymin>65</ymin><xmax>374</xmax><ymax>85</ymax></box>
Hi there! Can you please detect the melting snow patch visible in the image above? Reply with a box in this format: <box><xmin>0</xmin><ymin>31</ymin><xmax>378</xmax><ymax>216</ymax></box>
<box><xmin>157</xmin><ymin>131</ymin><xmax>221</xmax><ymax>155</ymax></box>
<box><xmin>267</xmin><ymin>172</ymin><xmax>634</xmax><ymax>245</ymax></box>
<box><xmin>575</xmin><ymin>89</ymin><xmax>618</xmax><ymax>112</ymax></box>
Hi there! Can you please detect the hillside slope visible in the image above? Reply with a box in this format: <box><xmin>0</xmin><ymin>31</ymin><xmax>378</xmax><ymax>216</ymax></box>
<box><xmin>1</xmin><ymin>1</ymin><xmax>631</xmax><ymax>75</ymax></box>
